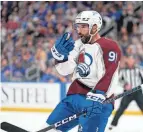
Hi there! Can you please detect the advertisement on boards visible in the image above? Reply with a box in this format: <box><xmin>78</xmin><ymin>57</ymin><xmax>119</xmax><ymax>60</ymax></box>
<box><xmin>1</xmin><ymin>83</ymin><xmax>60</xmax><ymax>112</ymax></box>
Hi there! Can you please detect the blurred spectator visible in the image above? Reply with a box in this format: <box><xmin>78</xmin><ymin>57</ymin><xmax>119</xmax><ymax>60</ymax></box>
<box><xmin>1</xmin><ymin>58</ymin><xmax>11</xmax><ymax>82</ymax></box>
<box><xmin>35</xmin><ymin>44</ymin><xmax>47</xmax><ymax>72</ymax></box>
<box><xmin>40</xmin><ymin>67</ymin><xmax>59</xmax><ymax>83</ymax></box>
<box><xmin>22</xmin><ymin>49</ymin><xmax>34</xmax><ymax>68</ymax></box>
<box><xmin>12</xmin><ymin>58</ymin><xmax>26</xmax><ymax>81</ymax></box>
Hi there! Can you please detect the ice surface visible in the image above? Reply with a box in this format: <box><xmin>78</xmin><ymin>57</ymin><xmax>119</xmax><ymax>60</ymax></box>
<box><xmin>0</xmin><ymin>112</ymin><xmax>143</xmax><ymax>132</ymax></box>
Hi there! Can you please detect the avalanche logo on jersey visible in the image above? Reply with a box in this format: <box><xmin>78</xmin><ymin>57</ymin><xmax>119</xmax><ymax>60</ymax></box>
<box><xmin>78</xmin><ymin>49</ymin><xmax>93</xmax><ymax>66</ymax></box>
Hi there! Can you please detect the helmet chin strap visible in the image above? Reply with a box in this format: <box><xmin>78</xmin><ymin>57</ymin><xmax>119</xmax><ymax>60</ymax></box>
<box><xmin>87</xmin><ymin>26</ymin><xmax>98</xmax><ymax>43</ymax></box>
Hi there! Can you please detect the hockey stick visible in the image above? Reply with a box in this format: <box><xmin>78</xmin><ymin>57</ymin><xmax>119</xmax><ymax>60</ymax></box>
<box><xmin>1</xmin><ymin>84</ymin><xmax>143</xmax><ymax>132</ymax></box>
<box><xmin>36</xmin><ymin>84</ymin><xmax>143</xmax><ymax>132</ymax></box>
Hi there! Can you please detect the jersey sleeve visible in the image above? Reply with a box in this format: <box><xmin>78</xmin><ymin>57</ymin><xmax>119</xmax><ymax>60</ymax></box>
<box><xmin>93</xmin><ymin>38</ymin><xmax>121</xmax><ymax>97</ymax></box>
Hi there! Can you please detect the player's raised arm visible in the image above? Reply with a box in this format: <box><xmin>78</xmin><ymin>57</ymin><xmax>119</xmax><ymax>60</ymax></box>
<box><xmin>51</xmin><ymin>32</ymin><xmax>80</xmax><ymax>76</ymax></box>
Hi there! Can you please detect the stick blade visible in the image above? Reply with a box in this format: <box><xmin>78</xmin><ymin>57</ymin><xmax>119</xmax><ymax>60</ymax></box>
<box><xmin>1</xmin><ymin>122</ymin><xmax>29</xmax><ymax>132</ymax></box>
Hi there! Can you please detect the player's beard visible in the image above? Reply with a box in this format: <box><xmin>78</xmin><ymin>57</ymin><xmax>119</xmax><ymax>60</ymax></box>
<box><xmin>80</xmin><ymin>35</ymin><xmax>91</xmax><ymax>44</ymax></box>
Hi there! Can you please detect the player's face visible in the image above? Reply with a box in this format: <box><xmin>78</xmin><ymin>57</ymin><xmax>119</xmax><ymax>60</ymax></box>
<box><xmin>74</xmin><ymin>23</ymin><xmax>91</xmax><ymax>44</ymax></box>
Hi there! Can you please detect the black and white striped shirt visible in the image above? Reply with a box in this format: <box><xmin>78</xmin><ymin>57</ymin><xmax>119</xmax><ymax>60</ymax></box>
<box><xmin>119</xmin><ymin>65</ymin><xmax>143</xmax><ymax>88</ymax></box>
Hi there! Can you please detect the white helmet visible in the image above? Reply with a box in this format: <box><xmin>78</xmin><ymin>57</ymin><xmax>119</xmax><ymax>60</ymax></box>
<box><xmin>75</xmin><ymin>10</ymin><xmax>102</xmax><ymax>32</ymax></box>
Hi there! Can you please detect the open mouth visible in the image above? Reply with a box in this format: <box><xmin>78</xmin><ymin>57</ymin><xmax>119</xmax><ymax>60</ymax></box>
<box><xmin>79</xmin><ymin>35</ymin><xmax>84</xmax><ymax>39</ymax></box>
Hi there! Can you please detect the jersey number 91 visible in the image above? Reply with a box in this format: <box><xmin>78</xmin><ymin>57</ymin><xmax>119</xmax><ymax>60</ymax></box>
<box><xmin>108</xmin><ymin>51</ymin><xmax>117</xmax><ymax>62</ymax></box>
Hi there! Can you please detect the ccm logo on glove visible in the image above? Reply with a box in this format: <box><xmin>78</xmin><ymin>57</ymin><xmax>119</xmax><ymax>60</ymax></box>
<box><xmin>51</xmin><ymin>32</ymin><xmax>75</xmax><ymax>61</ymax></box>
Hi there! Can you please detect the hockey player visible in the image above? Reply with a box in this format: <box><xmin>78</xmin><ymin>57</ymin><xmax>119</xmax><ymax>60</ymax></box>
<box><xmin>46</xmin><ymin>11</ymin><xmax>121</xmax><ymax>132</ymax></box>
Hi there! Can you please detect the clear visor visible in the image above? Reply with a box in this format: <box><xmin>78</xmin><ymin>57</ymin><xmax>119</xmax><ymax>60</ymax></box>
<box><xmin>73</xmin><ymin>23</ymin><xmax>89</xmax><ymax>30</ymax></box>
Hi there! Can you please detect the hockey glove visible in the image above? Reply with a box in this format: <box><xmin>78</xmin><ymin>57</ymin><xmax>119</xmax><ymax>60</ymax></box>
<box><xmin>76</xmin><ymin>63</ymin><xmax>90</xmax><ymax>77</ymax></box>
<box><xmin>84</xmin><ymin>90</ymin><xmax>106</xmax><ymax>118</ymax></box>
<box><xmin>51</xmin><ymin>32</ymin><xmax>75</xmax><ymax>61</ymax></box>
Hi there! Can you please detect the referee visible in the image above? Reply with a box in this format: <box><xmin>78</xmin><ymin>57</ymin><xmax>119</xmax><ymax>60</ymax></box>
<box><xmin>109</xmin><ymin>55</ymin><xmax>143</xmax><ymax>130</ymax></box>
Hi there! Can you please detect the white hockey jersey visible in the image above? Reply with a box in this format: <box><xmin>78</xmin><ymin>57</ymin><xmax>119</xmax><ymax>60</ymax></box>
<box><xmin>55</xmin><ymin>37</ymin><xmax>121</xmax><ymax>97</ymax></box>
